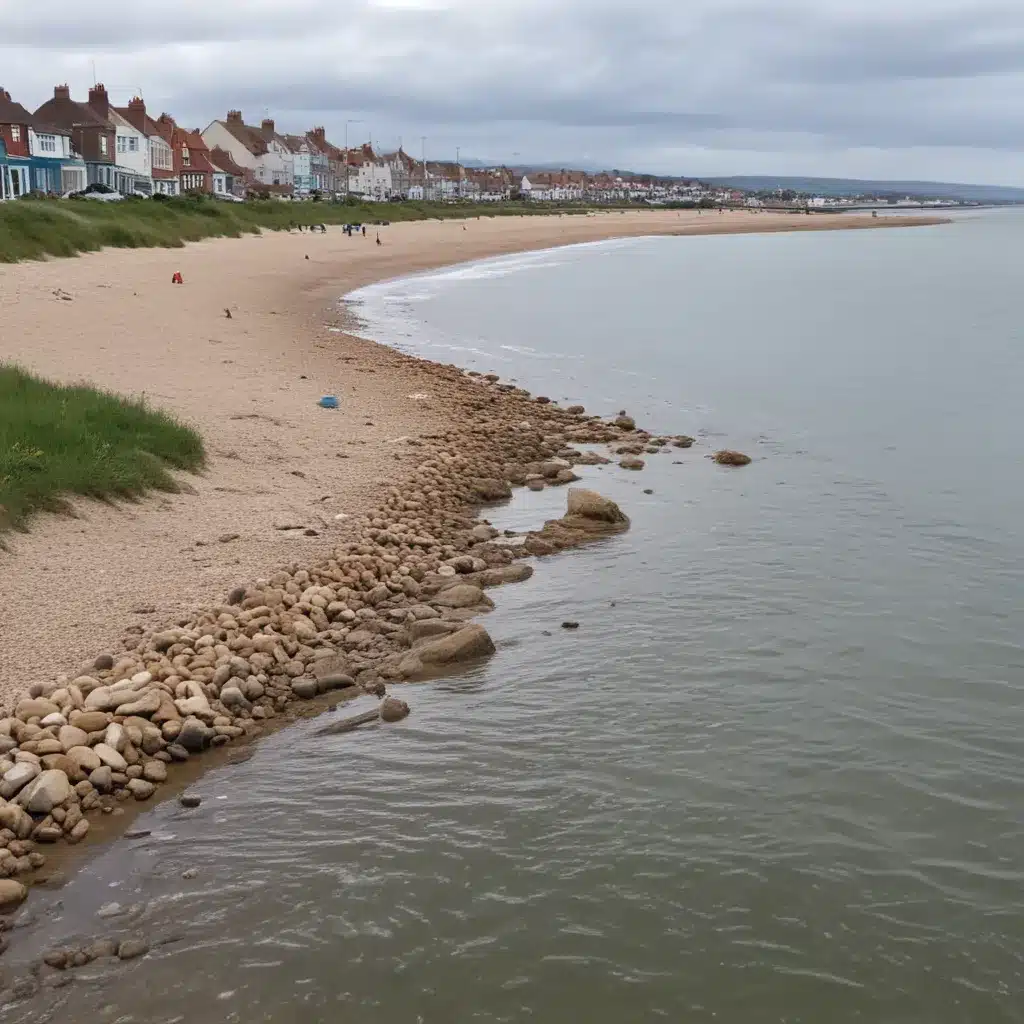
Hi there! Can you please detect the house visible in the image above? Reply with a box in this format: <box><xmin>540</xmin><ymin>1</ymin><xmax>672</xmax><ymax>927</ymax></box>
<box><xmin>34</xmin><ymin>84</ymin><xmax>117</xmax><ymax>189</ymax></box>
<box><xmin>381</xmin><ymin>148</ymin><xmax>417</xmax><ymax>198</ymax></box>
<box><xmin>84</xmin><ymin>85</ymin><xmax>151</xmax><ymax>195</ymax></box>
<box><xmin>115</xmin><ymin>96</ymin><xmax>178</xmax><ymax>196</ymax></box>
<box><xmin>209</xmin><ymin>147</ymin><xmax>248</xmax><ymax>197</ymax></box>
<box><xmin>202</xmin><ymin>111</ymin><xmax>293</xmax><ymax>189</ymax></box>
<box><xmin>346</xmin><ymin>144</ymin><xmax>393</xmax><ymax>200</ymax></box>
<box><xmin>281</xmin><ymin>134</ymin><xmax>315</xmax><ymax>196</ymax></box>
<box><xmin>156</xmin><ymin>114</ymin><xmax>214</xmax><ymax>192</ymax></box>
<box><xmin>0</xmin><ymin>87</ymin><xmax>84</xmax><ymax>197</ymax></box>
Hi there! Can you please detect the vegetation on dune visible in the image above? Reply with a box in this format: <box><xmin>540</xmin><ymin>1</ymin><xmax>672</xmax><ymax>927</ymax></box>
<box><xmin>0</xmin><ymin>365</ymin><xmax>205</xmax><ymax>533</ymax></box>
<box><xmin>0</xmin><ymin>194</ymin><xmax>594</xmax><ymax>264</ymax></box>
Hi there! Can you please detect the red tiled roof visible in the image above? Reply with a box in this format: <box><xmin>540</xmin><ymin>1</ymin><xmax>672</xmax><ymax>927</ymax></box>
<box><xmin>219</xmin><ymin>118</ymin><xmax>269</xmax><ymax>157</ymax></box>
<box><xmin>209</xmin><ymin>145</ymin><xmax>246</xmax><ymax>177</ymax></box>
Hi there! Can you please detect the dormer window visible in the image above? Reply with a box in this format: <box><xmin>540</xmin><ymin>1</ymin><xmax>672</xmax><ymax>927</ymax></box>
<box><xmin>182</xmin><ymin>145</ymin><xmax>190</xmax><ymax>165</ymax></box>
<box><xmin>11</xmin><ymin>126</ymin><xmax>20</xmax><ymax>142</ymax></box>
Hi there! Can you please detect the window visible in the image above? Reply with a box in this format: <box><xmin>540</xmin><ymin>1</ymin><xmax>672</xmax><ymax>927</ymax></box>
<box><xmin>37</xmin><ymin>134</ymin><xmax>56</xmax><ymax>153</ymax></box>
<box><xmin>181</xmin><ymin>145</ymin><xmax>190</xmax><ymax>165</ymax></box>
<box><xmin>99</xmin><ymin>136</ymin><xmax>108</xmax><ymax>156</ymax></box>
<box><xmin>129</xmin><ymin>137</ymin><xmax>138</xmax><ymax>152</ymax></box>
<box><xmin>11</xmin><ymin>126</ymin><xmax>20</xmax><ymax>142</ymax></box>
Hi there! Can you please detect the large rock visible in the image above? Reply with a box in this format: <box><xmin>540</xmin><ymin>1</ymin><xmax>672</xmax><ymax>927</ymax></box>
<box><xmin>432</xmin><ymin>584</ymin><xmax>494</xmax><ymax>610</ymax></box>
<box><xmin>93</xmin><ymin>743</ymin><xmax>128</xmax><ymax>772</ymax></box>
<box><xmin>114</xmin><ymin>690</ymin><xmax>163</xmax><ymax>718</ymax></box>
<box><xmin>0</xmin><ymin>879</ymin><xmax>27</xmax><ymax>909</ymax></box>
<box><xmin>15</xmin><ymin>698</ymin><xmax>59</xmax><ymax>722</ymax></box>
<box><xmin>58</xmin><ymin>725</ymin><xmax>89</xmax><ymax>752</ymax></box>
<box><xmin>407</xmin><ymin>619</ymin><xmax>462</xmax><ymax>644</ymax></box>
<box><xmin>177</xmin><ymin>717</ymin><xmax>213</xmax><ymax>753</ymax></box>
<box><xmin>619</xmin><ymin>455</ymin><xmax>645</xmax><ymax>471</ymax></box>
<box><xmin>89</xmin><ymin>766</ymin><xmax>113</xmax><ymax>792</ymax></box>
<box><xmin>712</xmin><ymin>449</ymin><xmax>752</xmax><ymax>466</ymax></box>
<box><xmin>380</xmin><ymin>697</ymin><xmax>410</xmax><ymax>723</ymax></box>
<box><xmin>400</xmin><ymin>624</ymin><xmax>496</xmax><ymax>680</ymax></box>
<box><xmin>0</xmin><ymin>762</ymin><xmax>40</xmax><ymax>799</ymax></box>
<box><xmin>15</xmin><ymin>769</ymin><xmax>72</xmax><ymax>814</ymax></box>
<box><xmin>471</xmin><ymin>478</ymin><xmax>512</xmax><ymax>502</ymax></box>
<box><xmin>69</xmin><ymin>710</ymin><xmax>111</xmax><ymax>733</ymax></box>
<box><xmin>66</xmin><ymin>745</ymin><xmax>102</xmax><ymax>773</ymax></box>
<box><xmin>0</xmin><ymin>802</ymin><xmax>32</xmax><ymax>838</ymax></box>
<box><xmin>127</xmin><ymin>779</ymin><xmax>156</xmax><ymax>801</ymax></box>
<box><xmin>566</xmin><ymin>488</ymin><xmax>628</xmax><ymax>525</ymax></box>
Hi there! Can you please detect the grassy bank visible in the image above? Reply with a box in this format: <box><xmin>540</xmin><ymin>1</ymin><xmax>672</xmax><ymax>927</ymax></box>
<box><xmin>0</xmin><ymin>194</ymin><xmax>594</xmax><ymax>263</ymax></box>
<box><xmin>0</xmin><ymin>365</ymin><xmax>205</xmax><ymax>533</ymax></box>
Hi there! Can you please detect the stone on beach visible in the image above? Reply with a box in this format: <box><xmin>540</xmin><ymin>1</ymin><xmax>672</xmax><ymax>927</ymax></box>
<box><xmin>400</xmin><ymin>624</ymin><xmax>496</xmax><ymax>680</ymax></box>
<box><xmin>93</xmin><ymin>743</ymin><xmax>128</xmax><ymax>772</ymax></box>
<box><xmin>431</xmin><ymin>584</ymin><xmax>494</xmax><ymax>610</ymax></box>
<box><xmin>0</xmin><ymin>879</ymin><xmax>27</xmax><ymax>910</ymax></box>
<box><xmin>15</xmin><ymin>769</ymin><xmax>72</xmax><ymax>814</ymax></box>
<box><xmin>712</xmin><ymin>449</ymin><xmax>752</xmax><ymax>466</ymax></box>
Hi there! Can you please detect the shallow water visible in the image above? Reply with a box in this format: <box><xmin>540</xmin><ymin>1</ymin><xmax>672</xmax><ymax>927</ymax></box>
<box><xmin>7</xmin><ymin>213</ymin><xmax>1024</xmax><ymax>1022</ymax></box>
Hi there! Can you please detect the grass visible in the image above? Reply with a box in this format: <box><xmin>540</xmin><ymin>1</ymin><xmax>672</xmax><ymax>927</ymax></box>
<box><xmin>0</xmin><ymin>365</ymin><xmax>205</xmax><ymax>533</ymax></box>
<box><xmin>0</xmin><ymin>193</ymin><xmax>599</xmax><ymax>263</ymax></box>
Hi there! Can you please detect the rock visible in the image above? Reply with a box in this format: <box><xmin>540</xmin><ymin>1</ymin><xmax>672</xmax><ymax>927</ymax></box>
<box><xmin>471</xmin><ymin>478</ymin><xmax>512</xmax><ymax>502</ymax></box>
<box><xmin>614</xmin><ymin>414</ymin><xmax>636</xmax><ymax>430</ymax></box>
<box><xmin>16</xmin><ymin>769</ymin><xmax>72</xmax><ymax>814</ymax></box>
<box><xmin>89</xmin><ymin>766</ymin><xmax>113</xmax><ymax>792</ymax></box>
<box><xmin>565</xmin><ymin>488</ymin><xmax>629</xmax><ymax>527</ymax></box>
<box><xmin>127</xmin><ymin>779</ymin><xmax>156</xmax><ymax>801</ymax></box>
<box><xmin>0</xmin><ymin>879</ymin><xmax>26</xmax><ymax>909</ymax></box>
<box><xmin>94</xmin><ymin>653</ymin><xmax>115</xmax><ymax>671</ymax></box>
<box><xmin>408</xmin><ymin>619</ymin><xmax>462</xmax><ymax>643</ymax></box>
<box><xmin>86</xmin><ymin>937</ymin><xmax>119</xmax><ymax>959</ymax></box>
<box><xmin>0</xmin><ymin>762</ymin><xmax>39</xmax><ymax>799</ymax></box>
<box><xmin>672</xmin><ymin>436</ymin><xmax>695</xmax><ymax>448</ymax></box>
<box><xmin>33</xmin><ymin>824</ymin><xmax>63</xmax><ymax>843</ymax></box>
<box><xmin>117</xmin><ymin>937</ymin><xmax>149</xmax><ymax>960</ymax></box>
<box><xmin>470</xmin><ymin>524</ymin><xmax>498</xmax><ymax>542</ymax></box>
<box><xmin>181</xmin><ymin>867</ymin><xmax>199</xmax><ymax>879</ymax></box>
<box><xmin>97</xmin><ymin>901</ymin><xmax>125</xmax><ymax>919</ymax></box>
<box><xmin>561</xmin><ymin>621</ymin><xmax>580</xmax><ymax>629</ymax></box>
<box><xmin>526</xmin><ymin>478</ymin><xmax>544</xmax><ymax>491</ymax></box>
<box><xmin>177</xmin><ymin>718</ymin><xmax>213</xmax><ymax>753</ymax></box>
<box><xmin>290</xmin><ymin>678</ymin><xmax>318</xmax><ymax>700</ymax></box>
<box><xmin>104</xmin><ymin>722</ymin><xmax>126</xmax><ymax>752</ymax></box>
<box><xmin>478</xmin><ymin>564</ymin><xmax>534</xmax><ymax>587</ymax></box>
<box><xmin>712</xmin><ymin>449</ymin><xmax>752</xmax><ymax>466</ymax></box>
<box><xmin>93</xmin><ymin>743</ymin><xmax>127</xmax><ymax>772</ymax></box>
<box><xmin>15</xmin><ymin>698</ymin><xmax>59</xmax><ymax>722</ymax></box>
<box><xmin>380</xmin><ymin>697</ymin><xmax>410</xmax><ymax>723</ymax></box>
<box><xmin>44</xmin><ymin>949</ymin><xmax>70</xmax><ymax>970</ymax></box>
<box><xmin>114</xmin><ymin>690</ymin><xmax>162</xmax><ymax>718</ymax></box>
<box><xmin>69</xmin><ymin>710</ymin><xmax>110</xmax><ymax>733</ymax></box>
<box><xmin>83</xmin><ymin>686</ymin><xmax>120</xmax><ymax>711</ymax></box>
<box><xmin>142</xmin><ymin>761</ymin><xmax>167</xmax><ymax>783</ymax></box>
<box><xmin>40</xmin><ymin>712</ymin><xmax>67</xmax><ymax>728</ymax></box>
<box><xmin>554</xmin><ymin>468</ymin><xmax>579</xmax><ymax>485</ymax></box>
<box><xmin>402</xmin><ymin>624</ymin><xmax>496</xmax><ymax>679</ymax></box>
<box><xmin>432</xmin><ymin>584</ymin><xmax>493</xmax><ymax>610</ymax></box>
<box><xmin>67</xmin><ymin>819</ymin><xmax>90</xmax><ymax>843</ymax></box>
<box><xmin>58</xmin><ymin>726</ymin><xmax>89</xmax><ymax>752</ymax></box>
<box><xmin>619</xmin><ymin>455</ymin><xmax>645</xmax><ymax>470</ymax></box>
<box><xmin>179</xmin><ymin>794</ymin><xmax>201</xmax><ymax>808</ymax></box>
<box><xmin>316</xmin><ymin>673</ymin><xmax>356</xmax><ymax>694</ymax></box>
<box><xmin>219</xmin><ymin>686</ymin><xmax>250</xmax><ymax>711</ymax></box>
<box><xmin>166</xmin><ymin>744</ymin><xmax>189</xmax><ymax>762</ymax></box>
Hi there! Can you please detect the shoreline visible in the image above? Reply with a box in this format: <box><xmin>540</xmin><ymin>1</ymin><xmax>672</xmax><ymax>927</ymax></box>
<box><xmin>0</xmin><ymin>210</ymin><xmax>949</xmax><ymax>925</ymax></box>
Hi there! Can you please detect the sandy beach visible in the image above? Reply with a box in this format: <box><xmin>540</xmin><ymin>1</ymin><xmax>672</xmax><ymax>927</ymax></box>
<box><xmin>0</xmin><ymin>208</ymin><xmax>942</xmax><ymax>702</ymax></box>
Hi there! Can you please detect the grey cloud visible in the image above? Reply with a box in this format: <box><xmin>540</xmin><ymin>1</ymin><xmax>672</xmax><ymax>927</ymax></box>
<box><xmin>3</xmin><ymin>0</ymin><xmax>1024</xmax><ymax>182</ymax></box>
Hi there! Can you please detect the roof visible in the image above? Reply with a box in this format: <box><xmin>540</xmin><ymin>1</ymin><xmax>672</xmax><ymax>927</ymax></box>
<box><xmin>280</xmin><ymin>134</ymin><xmax>310</xmax><ymax>153</ymax></box>
<box><xmin>209</xmin><ymin>145</ymin><xmax>246</xmax><ymax>177</ymax></box>
<box><xmin>217</xmin><ymin>118</ymin><xmax>269</xmax><ymax>157</ymax></box>
<box><xmin>0</xmin><ymin>89</ymin><xmax>35</xmax><ymax>126</ymax></box>
<box><xmin>113</xmin><ymin>105</ymin><xmax>163</xmax><ymax>137</ymax></box>
<box><xmin>181</xmin><ymin>130</ymin><xmax>215</xmax><ymax>173</ymax></box>
<box><xmin>34</xmin><ymin>94</ymin><xmax>109</xmax><ymax>132</ymax></box>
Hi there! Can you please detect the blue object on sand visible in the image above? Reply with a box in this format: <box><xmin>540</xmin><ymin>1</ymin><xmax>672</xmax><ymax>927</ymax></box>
<box><xmin>318</xmin><ymin>395</ymin><xmax>339</xmax><ymax>409</ymax></box>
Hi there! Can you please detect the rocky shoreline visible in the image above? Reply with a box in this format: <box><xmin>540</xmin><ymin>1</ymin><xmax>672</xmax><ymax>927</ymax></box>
<box><xmin>0</xmin><ymin>346</ymin><xmax>710</xmax><ymax>959</ymax></box>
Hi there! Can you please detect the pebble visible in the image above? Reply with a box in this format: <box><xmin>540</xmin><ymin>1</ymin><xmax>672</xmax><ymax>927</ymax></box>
<box><xmin>561</xmin><ymin>621</ymin><xmax>580</xmax><ymax>630</ymax></box>
<box><xmin>179</xmin><ymin>794</ymin><xmax>202</xmax><ymax>809</ymax></box>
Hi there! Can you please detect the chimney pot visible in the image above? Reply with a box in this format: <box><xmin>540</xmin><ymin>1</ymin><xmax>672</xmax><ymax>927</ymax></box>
<box><xmin>227</xmin><ymin>110</ymin><xmax>242</xmax><ymax>123</ymax></box>
<box><xmin>261</xmin><ymin>118</ymin><xmax>275</xmax><ymax>134</ymax></box>
<box><xmin>54</xmin><ymin>84</ymin><xmax>70</xmax><ymax>100</ymax></box>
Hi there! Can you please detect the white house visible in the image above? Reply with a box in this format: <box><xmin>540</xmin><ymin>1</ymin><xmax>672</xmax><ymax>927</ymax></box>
<box><xmin>347</xmin><ymin>147</ymin><xmax>393</xmax><ymax>200</ymax></box>
<box><xmin>202</xmin><ymin>111</ymin><xmax>293</xmax><ymax>189</ymax></box>
<box><xmin>114</xmin><ymin>97</ymin><xmax>177</xmax><ymax>195</ymax></box>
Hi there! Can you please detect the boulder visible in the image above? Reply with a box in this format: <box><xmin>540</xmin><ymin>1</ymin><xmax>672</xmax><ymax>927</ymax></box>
<box><xmin>471</xmin><ymin>478</ymin><xmax>512</xmax><ymax>503</ymax></box>
<box><xmin>142</xmin><ymin>760</ymin><xmax>168</xmax><ymax>783</ymax></box>
<box><xmin>408</xmin><ymin>619</ymin><xmax>462</xmax><ymax>644</ymax></box>
<box><xmin>83</xmin><ymin>686</ymin><xmax>120</xmax><ymax>712</ymax></box>
<box><xmin>117</xmin><ymin>937</ymin><xmax>149</xmax><ymax>960</ymax></box>
<box><xmin>69</xmin><ymin>710</ymin><xmax>111</xmax><ymax>733</ymax></box>
<box><xmin>614</xmin><ymin>414</ymin><xmax>636</xmax><ymax>430</ymax></box>
<box><xmin>477</xmin><ymin>564</ymin><xmax>534</xmax><ymax>587</ymax></box>
<box><xmin>712</xmin><ymin>449</ymin><xmax>752</xmax><ymax>466</ymax></box>
<box><xmin>15</xmin><ymin>769</ymin><xmax>72</xmax><ymax>815</ymax></box>
<box><xmin>0</xmin><ymin>803</ymin><xmax>32</xmax><ymax>838</ymax></box>
<box><xmin>672</xmin><ymin>436</ymin><xmax>695</xmax><ymax>448</ymax></box>
<box><xmin>290</xmin><ymin>679</ymin><xmax>318</xmax><ymax>700</ymax></box>
<box><xmin>432</xmin><ymin>584</ymin><xmax>494</xmax><ymax>610</ymax></box>
<box><xmin>401</xmin><ymin>624</ymin><xmax>496</xmax><ymax>679</ymax></box>
<box><xmin>380</xmin><ymin>697</ymin><xmax>410</xmax><ymax>723</ymax></box>
<box><xmin>114</xmin><ymin>690</ymin><xmax>162</xmax><ymax>718</ymax></box>
<box><xmin>66</xmin><ymin>746</ymin><xmax>102</xmax><ymax>773</ymax></box>
<box><xmin>93</xmin><ymin>743</ymin><xmax>128</xmax><ymax>772</ymax></box>
<box><xmin>15</xmin><ymin>698</ymin><xmax>59</xmax><ymax>722</ymax></box>
<box><xmin>219</xmin><ymin>685</ymin><xmax>251</xmax><ymax>711</ymax></box>
<box><xmin>0</xmin><ymin>762</ymin><xmax>40</xmax><ymax>799</ymax></box>
<box><xmin>89</xmin><ymin>766</ymin><xmax>113</xmax><ymax>792</ymax></box>
<box><xmin>0</xmin><ymin>879</ymin><xmax>27</xmax><ymax>910</ymax></box>
<box><xmin>177</xmin><ymin>717</ymin><xmax>213</xmax><ymax>753</ymax></box>
<box><xmin>58</xmin><ymin>725</ymin><xmax>89</xmax><ymax>752</ymax></box>
<box><xmin>619</xmin><ymin>455</ymin><xmax>645</xmax><ymax>470</ymax></box>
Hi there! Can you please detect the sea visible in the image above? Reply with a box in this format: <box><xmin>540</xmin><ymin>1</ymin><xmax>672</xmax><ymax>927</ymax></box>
<box><xmin>6</xmin><ymin>211</ymin><xmax>1023</xmax><ymax>1023</ymax></box>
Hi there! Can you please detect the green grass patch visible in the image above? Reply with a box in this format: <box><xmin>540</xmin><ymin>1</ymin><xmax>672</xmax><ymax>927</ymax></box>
<box><xmin>0</xmin><ymin>365</ymin><xmax>205</xmax><ymax>533</ymax></box>
<box><xmin>0</xmin><ymin>193</ymin><xmax>602</xmax><ymax>263</ymax></box>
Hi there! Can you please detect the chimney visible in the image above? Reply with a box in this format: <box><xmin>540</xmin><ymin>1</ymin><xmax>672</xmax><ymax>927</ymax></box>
<box><xmin>129</xmin><ymin>96</ymin><xmax>145</xmax><ymax>112</ymax></box>
<box><xmin>0</xmin><ymin>89</ymin><xmax>9</xmax><ymax>103</ymax></box>
<box><xmin>54</xmin><ymin>84</ymin><xmax>70</xmax><ymax>101</ymax></box>
<box><xmin>226</xmin><ymin>110</ymin><xmax>243</xmax><ymax>124</ymax></box>
<box><xmin>311</xmin><ymin>126</ymin><xmax>325</xmax><ymax>143</ymax></box>
<box><xmin>88</xmin><ymin>83</ymin><xmax>109</xmax><ymax>118</ymax></box>
<box><xmin>261</xmin><ymin>118</ymin><xmax>275</xmax><ymax>135</ymax></box>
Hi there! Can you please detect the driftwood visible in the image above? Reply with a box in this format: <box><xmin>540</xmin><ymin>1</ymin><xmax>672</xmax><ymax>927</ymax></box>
<box><xmin>318</xmin><ymin>709</ymin><xmax>381</xmax><ymax>736</ymax></box>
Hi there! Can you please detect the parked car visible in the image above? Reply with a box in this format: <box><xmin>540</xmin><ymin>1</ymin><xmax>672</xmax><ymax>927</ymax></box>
<box><xmin>214</xmin><ymin>192</ymin><xmax>245</xmax><ymax>203</ymax></box>
<box><xmin>66</xmin><ymin>183</ymin><xmax>124</xmax><ymax>201</ymax></box>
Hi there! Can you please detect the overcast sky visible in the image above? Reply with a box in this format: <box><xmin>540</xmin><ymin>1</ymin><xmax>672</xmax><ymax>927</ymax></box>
<box><xmin>3</xmin><ymin>0</ymin><xmax>1024</xmax><ymax>183</ymax></box>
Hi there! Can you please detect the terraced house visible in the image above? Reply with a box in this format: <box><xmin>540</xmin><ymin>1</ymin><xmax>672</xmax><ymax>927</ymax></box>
<box><xmin>202</xmin><ymin>111</ymin><xmax>293</xmax><ymax>191</ymax></box>
<box><xmin>115</xmin><ymin>96</ymin><xmax>178</xmax><ymax>196</ymax></box>
<box><xmin>0</xmin><ymin>87</ymin><xmax>85</xmax><ymax>198</ymax></box>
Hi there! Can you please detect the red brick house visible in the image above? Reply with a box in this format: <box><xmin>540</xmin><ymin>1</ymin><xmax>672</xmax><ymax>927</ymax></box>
<box><xmin>34</xmin><ymin>84</ymin><xmax>116</xmax><ymax>188</ymax></box>
<box><xmin>155</xmin><ymin>113</ymin><xmax>214</xmax><ymax>193</ymax></box>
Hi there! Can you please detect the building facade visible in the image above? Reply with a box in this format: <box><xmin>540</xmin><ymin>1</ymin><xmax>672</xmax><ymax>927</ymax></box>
<box><xmin>202</xmin><ymin>111</ymin><xmax>293</xmax><ymax>188</ymax></box>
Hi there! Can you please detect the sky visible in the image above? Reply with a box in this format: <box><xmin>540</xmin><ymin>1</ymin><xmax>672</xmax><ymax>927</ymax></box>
<box><xmin>2</xmin><ymin>0</ymin><xmax>1024</xmax><ymax>184</ymax></box>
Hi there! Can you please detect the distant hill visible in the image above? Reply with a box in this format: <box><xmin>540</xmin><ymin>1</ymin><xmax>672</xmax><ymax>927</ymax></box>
<box><xmin>706</xmin><ymin>175</ymin><xmax>1024</xmax><ymax>203</ymax></box>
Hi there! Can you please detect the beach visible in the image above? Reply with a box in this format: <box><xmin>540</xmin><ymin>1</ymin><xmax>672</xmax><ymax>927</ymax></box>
<box><xmin>0</xmin><ymin>208</ymin><xmax>941</xmax><ymax>702</ymax></box>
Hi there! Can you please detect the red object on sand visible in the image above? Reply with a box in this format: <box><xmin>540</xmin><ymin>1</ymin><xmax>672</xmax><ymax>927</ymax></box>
<box><xmin>171</xmin><ymin>272</ymin><xmax>183</xmax><ymax>284</ymax></box>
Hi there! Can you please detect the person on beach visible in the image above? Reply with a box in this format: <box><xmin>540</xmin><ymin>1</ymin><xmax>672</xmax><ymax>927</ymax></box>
<box><xmin>376</xmin><ymin>232</ymin><xmax>382</xmax><ymax>245</ymax></box>
<box><xmin>362</xmin><ymin>225</ymin><xmax>366</xmax><ymax>237</ymax></box>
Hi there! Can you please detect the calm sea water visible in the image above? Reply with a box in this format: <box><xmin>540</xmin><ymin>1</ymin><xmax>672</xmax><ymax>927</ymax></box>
<box><xmin>7</xmin><ymin>214</ymin><xmax>1024</xmax><ymax>1023</ymax></box>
